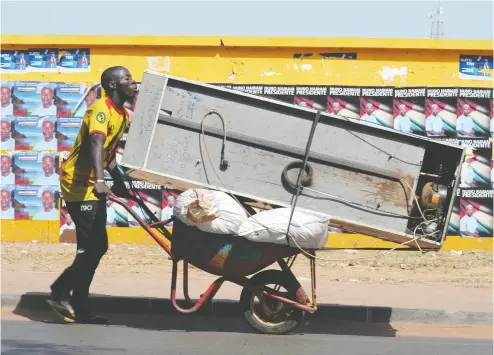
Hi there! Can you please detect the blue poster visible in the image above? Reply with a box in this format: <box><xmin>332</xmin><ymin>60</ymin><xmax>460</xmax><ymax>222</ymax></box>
<box><xmin>0</xmin><ymin>50</ymin><xmax>29</xmax><ymax>73</ymax></box>
<box><xmin>55</xmin><ymin>83</ymin><xmax>88</xmax><ymax>117</ymax></box>
<box><xmin>28</xmin><ymin>48</ymin><xmax>59</xmax><ymax>72</ymax></box>
<box><xmin>1</xmin><ymin>116</ymin><xmax>16</xmax><ymax>151</ymax></box>
<box><xmin>459</xmin><ymin>55</ymin><xmax>493</xmax><ymax>81</ymax></box>
<box><xmin>13</xmin><ymin>185</ymin><xmax>60</xmax><ymax>221</ymax></box>
<box><xmin>56</xmin><ymin>117</ymin><xmax>82</xmax><ymax>151</ymax></box>
<box><xmin>1</xmin><ymin>185</ymin><xmax>16</xmax><ymax>220</ymax></box>
<box><xmin>58</xmin><ymin>49</ymin><xmax>90</xmax><ymax>72</ymax></box>
<box><xmin>13</xmin><ymin>82</ymin><xmax>58</xmax><ymax>117</ymax></box>
<box><xmin>13</xmin><ymin>151</ymin><xmax>59</xmax><ymax>186</ymax></box>
<box><xmin>14</xmin><ymin>116</ymin><xmax>57</xmax><ymax>152</ymax></box>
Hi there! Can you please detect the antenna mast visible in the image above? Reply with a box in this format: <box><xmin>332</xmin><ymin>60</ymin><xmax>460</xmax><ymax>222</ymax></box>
<box><xmin>428</xmin><ymin>1</ymin><xmax>444</xmax><ymax>39</ymax></box>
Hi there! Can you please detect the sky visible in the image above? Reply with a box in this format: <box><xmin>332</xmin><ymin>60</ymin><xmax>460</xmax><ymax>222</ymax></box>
<box><xmin>1</xmin><ymin>0</ymin><xmax>493</xmax><ymax>40</ymax></box>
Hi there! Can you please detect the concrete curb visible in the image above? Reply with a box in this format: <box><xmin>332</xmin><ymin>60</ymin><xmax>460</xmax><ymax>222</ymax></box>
<box><xmin>2</xmin><ymin>293</ymin><xmax>492</xmax><ymax>325</ymax></box>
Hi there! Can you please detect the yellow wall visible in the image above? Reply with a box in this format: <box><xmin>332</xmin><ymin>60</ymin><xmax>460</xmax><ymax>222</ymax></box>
<box><xmin>1</xmin><ymin>35</ymin><xmax>493</xmax><ymax>251</ymax></box>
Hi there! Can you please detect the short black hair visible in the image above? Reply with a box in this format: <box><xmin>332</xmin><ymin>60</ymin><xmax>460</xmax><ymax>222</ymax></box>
<box><xmin>101</xmin><ymin>66</ymin><xmax>127</xmax><ymax>93</ymax></box>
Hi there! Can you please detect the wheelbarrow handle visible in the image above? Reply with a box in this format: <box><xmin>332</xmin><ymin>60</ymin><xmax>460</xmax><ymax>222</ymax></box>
<box><xmin>108</xmin><ymin>195</ymin><xmax>174</xmax><ymax>259</ymax></box>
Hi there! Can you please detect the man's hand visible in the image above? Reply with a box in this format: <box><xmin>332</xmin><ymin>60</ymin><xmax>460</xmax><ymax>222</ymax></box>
<box><xmin>94</xmin><ymin>181</ymin><xmax>112</xmax><ymax>200</ymax></box>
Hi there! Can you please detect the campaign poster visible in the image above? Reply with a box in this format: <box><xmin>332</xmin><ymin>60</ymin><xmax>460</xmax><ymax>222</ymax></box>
<box><xmin>447</xmin><ymin>188</ymin><xmax>461</xmax><ymax>236</ymax></box>
<box><xmin>59</xmin><ymin>199</ymin><xmax>76</xmax><ymax>237</ymax></box>
<box><xmin>1</xmin><ymin>185</ymin><xmax>16</xmax><ymax>220</ymax></box>
<box><xmin>126</xmin><ymin>180</ymin><xmax>162</xmax><ymax>228</ymax></box>
<box><xmin>294</xmin><ymin>86</ymin><xmax>327</xmax><ymax>111</ymax></box>
<box><xmin>491</xmin><ymin>90</ymin><xmax>493</xmax><ymax>137</ymax></box>
<box><xmin>262</xmin><ymin>85</ymin><xmax>296</xmax><ymax>105</ymax></box>
<box><xmin>1</xmin><ymin>152</ymin><xmax>15</xmax><ymax>185</ymax></box>
<box><xmin>13</xmin><ymin>185</ymin><xmax>59</xmax><ymax>221</ymax></box>
<box><xmin>458</xmin><ymin>139</ymin><xmax>492</xmax><ymax>189</ymax></box>
<box><xmin>103</xmin><ymin>180</ymin><xmax>130</xmax><ymax>227</ymax></box>
<box><xmin>457</xmin><ymin>88</ymin><xmax>492</xmax><ymax>139</ymax></box>
<box><xmin>459</xmin><ymin>55</ymin><xmax>493</xmax><ymax>82</ymax></box>
<box><xmin>327</xmin><ymin>86</ymin><xmax>361</xmax><ymax>120</ymax></box>
<box><xmin>14</xmin><ymin>151</ymin><xmax>59</xmax><ymax>186</ymax></box>
<box><xmin>360</xmin><ymin>87</ymin><xmax>395</xmax><ymax>128</ymax></box>
<box><xmin>0</xmin><ymin>50</ymin><xmax>29</xmax><ymax>73</ymax></box>
<box><xmin>393</xmin><ymin>87</ymin><xmax>426</xmax><ymax>136</ymax></box>
<box><xmin>459</xmin><ymin>188</ymin><xmax>493</xmax><ymax>238</ymax></box>
<box><xmin>161</xmin><ymin>189</ymin><xmax>180</xmax><ymax>227</ymax></box>
<box><xmin>1</xmin><ymin>81</ymin><xmax>15</xmax><ymax>116</ymax></box>
<box><xmin>1</xmin><ymin>116</ymin><xmax>16</xmax><ymax>151</ymax></box>
<box><xmin>231</xmin><ymin>85</ymin><xmax>264</xmax><ymax>97</ymax></box>
<box><xmin>27</xmin><ymin>48</ymin><xmax>59</xmax><ymax>72</ymax></box>
<box><xmin>55</xmin><ymin>83</ymin><xmax>89</xmax><ymax>118</ymax></box>
<box><xmin>425</xmin><ymin>87</ymin><xmax>458</xmax><ymax>138</ymax></box>
<box><xmin>58</xmin><ymin>49</ymin><xmax>91</xmax><ymax>73</ymax></box>
<box><xmin>56</xmin><ymin>117</ymin><xmax>82</xmax><ymax>151</ymax></box>
<box><xmin>14</xmin><ymin>116</ymin><xmax>57</xmax><ymax>152</ymax></box>
<box><xmin>13</xmin><ymin>82</ymin><xmax>58</xmax><ymax>117</ymax></box>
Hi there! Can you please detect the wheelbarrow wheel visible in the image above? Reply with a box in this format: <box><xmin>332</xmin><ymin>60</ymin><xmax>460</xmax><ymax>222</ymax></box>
<box><xmin>240</xmin><ymin>270</ymin><xmax>303</xmax><ymax>335</ymax></box>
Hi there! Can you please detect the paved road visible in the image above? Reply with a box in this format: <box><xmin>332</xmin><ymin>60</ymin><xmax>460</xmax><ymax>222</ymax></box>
<box><xmin>1</xmin><ymin>319</ymin><xmax>492</xmax><ymax>355</ymax></box>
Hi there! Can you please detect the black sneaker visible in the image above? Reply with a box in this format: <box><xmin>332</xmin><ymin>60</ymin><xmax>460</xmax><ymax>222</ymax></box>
<box><xmin>75</xmin><ymin>315</ymin><xmax>110</xmax><ymax>325</ymax></box>
<box><xmin>46</xmin><ymin>288</ymin><xmax>75</xmax><ymax>322</ymax></box>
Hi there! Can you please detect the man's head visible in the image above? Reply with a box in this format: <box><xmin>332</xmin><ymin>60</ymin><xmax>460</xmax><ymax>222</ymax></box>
<box><xmin>42</xmin><ymin>155</ymin><xmax>55</xmax><ymax>177</ymax></box>
<box><xmin>1</xmin><ymin>120</ymin><xmax>11</xmax><ymax>142</ymax></box>
<box><xmin>41</xmin><ymin>120</ymin><xmax>55</xmax><ymax>142</ymax></box>
<box><xmin>1</xmin><ymin>86</ymin><xmax>12</xmax><ymax>107</ymax></box>
<box><xmin>463</xmin><ymin>104</ymin><xmax>471</xmax><ymax>116</ymax></box>
<box><xmin>399</xmin><ymin>104</ymin><xmax>407</xmax><ymax>116</ymax></box>
<box><xmin>101</xmin><ymin>66</ymin><xmax>137</xmax><ymax>102</ymax></box>
<box><xmin>365</xmin><ymin>103</ymin><xmax>373</xmax><ymax>115</ymax></box>
<box><xmin>466</xmin><ymin>204</ymin><xmax>474</xmax><ymax>217</ymax></box>
<box><xmin>1</xmin><ymin>154</ymin><xmax>12</xmax><ymax>176</ymax></box>
<box><xmin>84</xmin><ymin>87</ymin><xmax>97</xmax><ymax>107</ymax></box>
<box><xmin>166</xmin><ymin>195</ymin><xmax>176</xmax><ymax>208</ymax></box>
<box><xmin>40</xmin><ymin>87</ymin><xmax>54</xmax><ymax>108</ymax></box>
<box><xmin>1</xmin><ymin>189</ymin><xmax>11</xmax><ymax>211</ymax></box>
<box><xmin>41</xmin><ymin>190</ymin><xmax>54</xmax><ymax>212</ymax></box>
<box><xmin>331</xmin><ymin>102</ymin><xmax>340</xmax><ymax>114</ymax></box>
<box><xmin>431</xmin><ymin>104</ymin><xmax>439</xmax><ymax>116</ymax></box>
<box><xmin>65</xmin><ymin>214</ymin><xmax>73</xmax><ymax>225</ymax></box>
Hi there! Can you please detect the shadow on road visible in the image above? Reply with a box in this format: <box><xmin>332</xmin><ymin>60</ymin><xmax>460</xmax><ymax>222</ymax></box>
<box><xmin>1</xmin><ymin>339</ymin><xmax>123</xmax><ymax>355</ymax></box>
<box><xmin>10</xmin><ymin>292</ymin><xmax>397</xmax><ymax>337</ymax></box>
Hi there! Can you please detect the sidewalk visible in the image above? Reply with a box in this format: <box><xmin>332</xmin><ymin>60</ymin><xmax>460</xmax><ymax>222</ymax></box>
<box><xmin>2</xmin><ymin>242</ymin><xmax>492</xmax><ymax>316</ymax></box>
<box><xmin>2</xmin><ymin>269</ymin><xmax>492</xmax><ymax>313</ymax></box>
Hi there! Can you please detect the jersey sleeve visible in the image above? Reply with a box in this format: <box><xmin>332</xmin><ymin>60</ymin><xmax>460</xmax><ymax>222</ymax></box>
<box><xmin>87</xmin><ymin>107</ymin><xmax>110</xmax><ymax>138</ymax></box>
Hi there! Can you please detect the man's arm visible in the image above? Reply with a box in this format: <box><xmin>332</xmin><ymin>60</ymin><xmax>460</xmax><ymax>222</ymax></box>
<box><xmin>90</xmin><ymin>133</ymin><xmax>112</xmax><ymax>200</ymax></box>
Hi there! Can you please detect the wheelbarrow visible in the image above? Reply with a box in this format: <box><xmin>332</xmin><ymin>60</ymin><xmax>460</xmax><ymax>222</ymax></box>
<box><xmin>109</xmin><ymin>194</ymin><xmax>318</xmax><ymax>335</ymax></box>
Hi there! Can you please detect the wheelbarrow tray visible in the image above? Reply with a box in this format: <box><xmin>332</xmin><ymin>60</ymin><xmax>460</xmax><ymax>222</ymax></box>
<box><xmin>170</xmin><ymin>219</ymin><xmax>300</xmax><ymax>278</ymax></box>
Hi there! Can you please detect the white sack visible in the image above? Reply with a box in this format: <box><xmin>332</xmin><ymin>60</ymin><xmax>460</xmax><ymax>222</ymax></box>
<box><xmin>237</xmin><ymin>207</ymin><xmax>330</xmax><ymax>249</ymax></box>
<box><xmin>173</xmin><ymin>188</ymin><xmax>248</xmax><ymax>235</ymax></box>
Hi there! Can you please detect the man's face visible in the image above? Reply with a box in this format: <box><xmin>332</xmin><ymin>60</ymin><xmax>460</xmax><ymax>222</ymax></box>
<box><xmin>42</xmin><ymin>121</ymin><xmax>54</xmax><ymax>140</ymax></box>
<box><xmin>168</xmin><ymin>198</ymin><xmax>175</xmax><ymax>208</ymax></box>
<box><xmin>85</xmin><ymin>89</ymin><xmax>97</xmax><ymax>107</ymax></box>
<box><xmin>432</xmin><ymin>107</ymin><xmax>439</xmax><ymax>115</ymax></box>
<box><xmin>1</xmin><ymin>155</ymin><xmax>11</xmax><ymax>175</ymax></box>
<box><xmin>114</xmin><ymin>68</ymin><xmax>138</xmax><ymax>101</ymax></box>
<box><xmin>1</xmin><ymin>121</ymin><xmax>11</xmax><ymax>141</ymax></box>
<box><xmin>399</xmin><ymin>107</ymin><xmax>406</xmax><ymax>116</ymax></box>
<box><xmin>366</xmin><ymin>106</ymin><xmax>373</xmax><ymax>115</ymax></box>
<box><xmin>463</xmin><ymin>107</ymin><xmax>471</xmax><ymax>116</ymax></box>
<box><xmin>42</xmin><ymin>191</ymin><xmax>54</xmax><ymax>211</ymax></box>
<box><xmin>467</xmin><ymin>208</ymin><xmax>473</xmax><ymax>217</ymax></box>
<box><xmin>41</xmin><ymin>87</ymin><xmax>54</xmax><ymax>108</ymax></box>
<box><xmin>1</xmin><ymin>190</ymin><xmax>11</xmax><ymax>210</ymax></box>
<box><xmin>1</xmin><ymin>87</ymin><xmax>11</xmax><ymax>107</ymax></box>
<box><xmin>42</xmin><ymin>156</ymin><xmax>54</xmax><ymax>176</ymax></box>
<box><xmin>66</xmin><ymin>215</ymin><xmax>73</xmax><ymax>225</ymax></box>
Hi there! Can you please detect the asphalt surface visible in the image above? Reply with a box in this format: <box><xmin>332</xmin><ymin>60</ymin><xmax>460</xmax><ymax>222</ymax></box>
<box><xmin>1</xmin><ymin>319</ymin><xmax>493</xmax><ymax>355</ymax></box>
